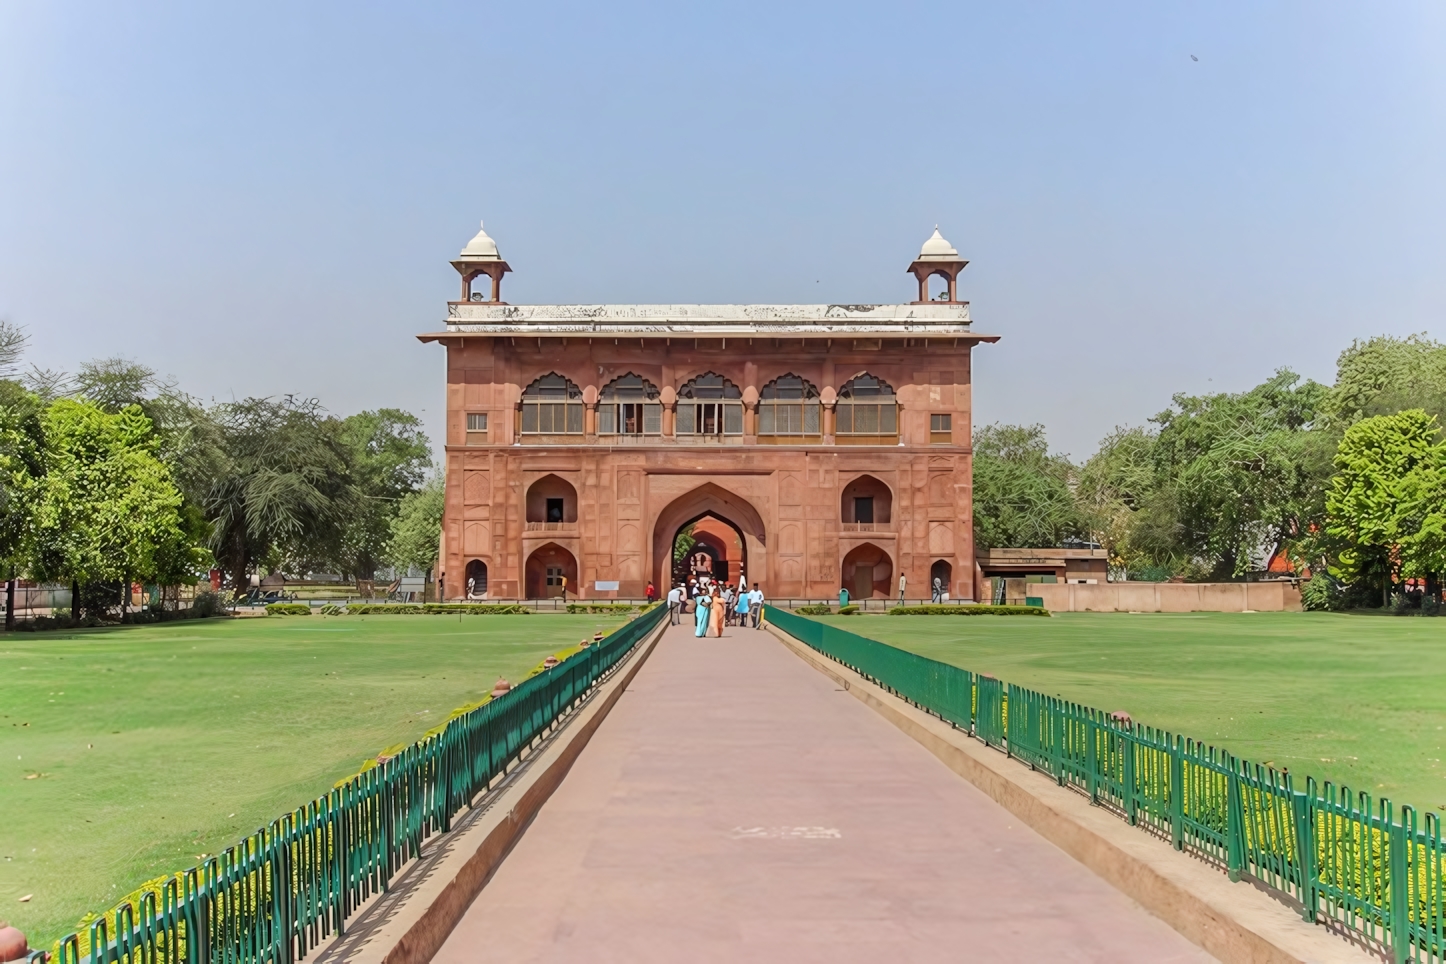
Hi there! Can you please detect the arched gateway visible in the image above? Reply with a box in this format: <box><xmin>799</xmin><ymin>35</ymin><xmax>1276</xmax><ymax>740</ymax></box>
<box><xmin>426</xmin><ymin>222</ymin><xmax>996</xmax><ymax>601</ymax></box>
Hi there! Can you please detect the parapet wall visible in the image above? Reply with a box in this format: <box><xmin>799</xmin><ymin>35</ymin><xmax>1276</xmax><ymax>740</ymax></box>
<box><xmin>1029</xmin><ymin>581</ymin><xmax>1302</xmax><ymax>613</ymax></box>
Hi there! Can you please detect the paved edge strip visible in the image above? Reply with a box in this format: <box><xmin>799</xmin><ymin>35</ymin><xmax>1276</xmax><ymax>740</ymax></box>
<box><xmin>764</xmin><ymin>622</ymin><xmax>1381</xmax><ymax>964</ymax></box>
<box><xmin>311</xmin><ymin>618</ymin><xmax>668</xmax><ymax>964</ymax></box>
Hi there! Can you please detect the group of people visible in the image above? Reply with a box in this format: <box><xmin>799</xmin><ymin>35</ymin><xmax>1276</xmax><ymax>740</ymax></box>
<box><xmin>664</xmin><ymin>576</ymin><xmax>765</xmax><ymax>637</ymax></box>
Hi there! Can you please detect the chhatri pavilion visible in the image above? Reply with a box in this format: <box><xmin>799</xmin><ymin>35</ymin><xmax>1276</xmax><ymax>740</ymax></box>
<box><xmin>419</xmin><ymin>223</ymin><xmax>998</xmax><ymax>601</ymax></box>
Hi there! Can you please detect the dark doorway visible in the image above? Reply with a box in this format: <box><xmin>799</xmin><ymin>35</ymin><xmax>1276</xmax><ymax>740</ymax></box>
<box><xmin>854</xmin><ymin>497</ymin><xmax>874</xmax><ymax>524</ymax></box>
<box><xmin>546</xmin><ymin>498</ymin><xmax>564</xmax><ymax>523</ymax></box>
<box><xmin>930</xmin><ymin>559</ymin><xmax>952</xmax><ymax>599</ymax></box>
<box><xmin>671</xmin><ymin>511</ymin><xmax>748</xmax><ymax>589</ymax></box>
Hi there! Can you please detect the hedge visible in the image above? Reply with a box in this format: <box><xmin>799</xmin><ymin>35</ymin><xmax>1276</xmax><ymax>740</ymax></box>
<box><xmin>566</xmin><ymin>603</ymin><xmax>643</xmax><ymax>614</ymax></box>
<box><xmin>792</xmin><ymin>604</ymin><xmax>833</xmax><ymax>615</ymax></box>
<box><xmin>344</xmin><ymin>603</ymin><xmax>530</xmax><ymax>615</ymax></box>
<box><xmin>837</xmin><ymin>604</ymin><xmax>860</xmax><ymax>615</ymax></box>
<box><xmin>265</xmin><ymin>603</ymin><xmax>311</xmax><ymax>616</ymax></box>
<box><xmin>887</xmin><ymin>604</ymin><xmax>1050</xmax><ymax>616</ymax></box>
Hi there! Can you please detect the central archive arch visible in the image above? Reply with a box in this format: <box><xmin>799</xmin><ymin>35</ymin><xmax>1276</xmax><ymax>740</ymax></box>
<box><xmin>649</xmin><ymin>483</ymin><xmax>768</xmax><ymax>591</ymax></box>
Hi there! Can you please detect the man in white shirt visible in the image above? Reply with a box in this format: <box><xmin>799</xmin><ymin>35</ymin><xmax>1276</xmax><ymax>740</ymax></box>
<box><xmin>747</xmin><ymin>583</ymin><xmax>764</xmax><ymax>628</ymax></box>
<box><xmin>666</xmin><ymin>584</ymin><xmax>683</xmax><ymax>625</ymax></box>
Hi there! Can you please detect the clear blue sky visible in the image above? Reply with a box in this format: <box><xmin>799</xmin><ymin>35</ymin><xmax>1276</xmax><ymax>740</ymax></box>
<box><xmin>2</xmin><ymin>2</ymin><xmax>1442</xmax><ymax>459</ymax></box>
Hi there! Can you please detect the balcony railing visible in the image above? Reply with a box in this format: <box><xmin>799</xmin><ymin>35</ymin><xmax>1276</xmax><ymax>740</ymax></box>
<box><xmin>525</xmin><ymin>521</ymin><xmax>575</xmax><ymax>532</ymax></box>
<box><xmin>841</xmin><ymin>522</ymin><xmax>891</xmax><ymax>532</ymax></box>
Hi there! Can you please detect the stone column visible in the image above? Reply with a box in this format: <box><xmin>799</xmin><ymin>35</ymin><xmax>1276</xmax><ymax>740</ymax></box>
<box><xmin>585</xmin><ymin>401</ymin><xmax>597</xmax><ymax>437</ymax></box>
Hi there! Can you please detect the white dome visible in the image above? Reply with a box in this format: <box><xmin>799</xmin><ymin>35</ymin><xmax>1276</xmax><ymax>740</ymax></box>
<box><xmin>458</xmin><ymin>220</ymin><xmax>502</xmax><ymax>261</ymax></box>
<box><xmin>917</xmin><ymin>226</ymin><xmax>959</xmax><ymax>261</ymax></box>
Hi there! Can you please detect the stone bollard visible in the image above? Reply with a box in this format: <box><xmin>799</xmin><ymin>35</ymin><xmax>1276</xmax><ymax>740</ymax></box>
<box><xmin>491</xmin><ymin>677</ymin><xmax>511</xmax><ymax>699</ymax></box>
<box><xmin>0</xmin><ymin>921</ymin><xmax>28</xmax><ymax>963</ymax></box>
<box><xmin>1110</xmin><ymin>710</ymin><xmax>1132</xmax><ymax>726</ymax></box>
<box><xmin>543</xmin><ymin>655</ymin><xmax>559</xmax><ymax>669</ymax></box>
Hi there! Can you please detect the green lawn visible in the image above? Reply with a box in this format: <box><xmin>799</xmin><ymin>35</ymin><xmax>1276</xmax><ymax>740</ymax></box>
<box><xmin>0</xmin><ymin>613</ymin><xmax>625</xmax><ymax>944</ymax></box>
<box><xmin>812</xmin><ymin>611</ymin><xmax>1446</xmax><ymax>814</ymax></box>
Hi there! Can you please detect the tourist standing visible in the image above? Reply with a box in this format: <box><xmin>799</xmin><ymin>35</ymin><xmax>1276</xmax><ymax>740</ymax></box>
<box><xmin>898</xmin><ymin>573</ymin><xmax>906</xmax><ymax>605</ymax></box>
<box><xmin>748</xmin><ymin>582</ymin><xmax>764</xmax><ymax>628</ymax></box>
<box><xmin>666</xmin><ymin>584</ymin><xmax>683</xmax><ymax>625</ymax></box>
<box><xmin>710</xmin><ymin>590</ymin><xmax>726</xmax><ymax>637</ymax></box>
<box><xmin>734</xmin><ymin>583</ymin><xmax>750</xmax><ymax>626</ymax></box>
<box><xmin>694</xmin><ymin>588</ymin><xmax>712</xmax><ymax>637</ymax></box>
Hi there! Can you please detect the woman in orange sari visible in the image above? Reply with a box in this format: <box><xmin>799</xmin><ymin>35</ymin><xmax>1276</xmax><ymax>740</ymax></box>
<box><xmin>710</xmin><ymin>589</ymin><xmax>726</xmax><ymax>637</ymax></box>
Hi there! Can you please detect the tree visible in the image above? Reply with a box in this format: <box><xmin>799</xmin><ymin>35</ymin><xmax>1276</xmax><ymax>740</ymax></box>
<box><xmin>0</xmin><ymin>320</ymin><xmax>28</xmax><ymax>378</ymax></box>
<box><xmin>1075</xmin><ymin>425</ymin><xmax>1157</xmax><ymax>566</ymax></box>
<box><xmin>971</xmin><ymin>423</ymin><xmax>1085</xmax><ymax>550</ymax></box>
<box><xmin>1145</xmin><ymin>370</ymin><xmax>1333</xmax><ymax>577</ymax></box>
<box><xmin>29</xmin><ymin>400</ymin><xmax>192</xmax><ymax>615</ymax></box>
<box><xmin>205</xmin><ymin>396</ymin><xmax>355</xmax><ymax>590</ymax></box>
<box><xmin>336</xmin><ymin>409</ymin><xmax>432</xmax><ymax>580</ymax></box>
<box><xmin>385</xmin><ymin>476</ymin><xmax>444</xmax><ymax>576</ymax></box>
<box><xmin>1325</xmin><ymin>334</ymin><xmax>1446</xmax><ymax>427</ymax></box>
<box><xmin>0</xmin><ymin>381</ymin><xmax>47</xmax><ymax>586</ymax></box>
<box><xmin>1325</xmin><ymin>409</ymin><xmax>1445</xmax><ymax>604</ymax></box>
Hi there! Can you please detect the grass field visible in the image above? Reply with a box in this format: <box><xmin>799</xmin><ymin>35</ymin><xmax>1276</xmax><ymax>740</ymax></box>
<box><xmin>0</xmin><ymin>613</ymin><xmax>627</xmax><ymax>944</ymax></box>
<box><xmin>813</xmin><ymin>611</ymin><xmax>1446</xmax><ymax>816</ymax></box>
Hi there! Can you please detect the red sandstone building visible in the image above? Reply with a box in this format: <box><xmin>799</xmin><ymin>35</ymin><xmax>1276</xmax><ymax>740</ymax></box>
<box><xmin>421</xmin><ymin>223</ymin><xmax>998</xmax><ymax>602</ymax></box>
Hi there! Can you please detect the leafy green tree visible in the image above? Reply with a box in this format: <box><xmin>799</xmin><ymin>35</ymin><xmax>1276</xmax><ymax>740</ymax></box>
<box><xmin>1145</xmin><ymin>370</ymin><xmax>1333</xmax><ymax>577</ymax></box>
<box><xmin>971</xmin><ymin>423</ymin><xmax>1085</xmax><ymax>550</ymax></box>
<box><xmin>336</xmin><ymin>409</ymin><xmax>432</xmax><ymax>580</ymax></box>
<box><xmin>29</xmin><ymin>400</ymin><xmax>191</xmax><ymax>614</ymax></box>
<box><xmin>1325</xmin><ymin>409</ymin><xmax>1446</xmax><ymax>604</ymax></box>
<box><xmin>1325</xmin><ymin>334</ymin><xmax>1446</xmax><ymax>426</ymax></box>
<box><xmin>1075</xmin><ymin>425</ymin><xmax>1157</xmax><ymax>566</ymax></box>
<box><xmin>385</xmin><ymin>475</ymin><xmax>444</xmax><ymax>576</ymax></box>
<box><xmin>0</xmin><ymin>381</ymin><xmax>46</xmax><ymax>580</ymax></box>
<box><xmin>205</xmin><ymin>396</ymin><xmax>355</xmax><ymax>590</ymax></box>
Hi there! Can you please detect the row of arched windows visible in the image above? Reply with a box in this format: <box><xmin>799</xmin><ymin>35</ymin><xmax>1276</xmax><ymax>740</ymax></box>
<box><xmin>518</xmin><ymin>371</ymin><xmax>899</xmax><ymax>439</ymax></box>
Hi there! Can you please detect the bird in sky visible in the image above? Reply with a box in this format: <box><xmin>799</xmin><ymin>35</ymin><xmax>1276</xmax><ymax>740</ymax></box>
<box><xmin>1190</xmin><ymin>54</ymin><xmax>1199</xmax><ymax>61</ymax></box>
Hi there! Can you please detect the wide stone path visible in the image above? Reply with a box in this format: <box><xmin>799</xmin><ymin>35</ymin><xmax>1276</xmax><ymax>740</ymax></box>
<box><xmin>434</xmin><ymin>622</ymin><xmax>1214</xmax><ymax>962</ymax></box>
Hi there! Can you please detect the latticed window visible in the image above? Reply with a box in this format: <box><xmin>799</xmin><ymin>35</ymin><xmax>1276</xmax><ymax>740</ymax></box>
<box><xmin>758</xmin><ymin>374</ymin><xmax>821</xmax><ymax>437</ymax></box>
<box><xmin>597</xmin><ymin>373</ymin><xmax>661</xmax><ymax>435</ymax></box>
<box><xmin>676</xmin><ymin>372</ymin><xmax>743</xmax><ymax>436</ymax></box>
<box><xmin>836</xmin><ymin>374</ymin><xmax>898</xmax><ymax>439</ymax></box>
<box><xmin>520</xmin><ymin>373</ymin><xmax>584</xmax><ymax>434</ymax></box>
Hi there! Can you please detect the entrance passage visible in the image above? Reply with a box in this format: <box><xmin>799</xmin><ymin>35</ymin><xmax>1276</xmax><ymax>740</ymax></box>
<box><xmin>433</xmin><ymin>624</ymin><xmax>1212</xmax><ymax>962</ymax></box>
<box><xmin>524</xmin><ymin>543</ymin><xmax>577</xmax><ymax>598</ymax></box>
<box><xmin>672</xmin><ymin>512</ymin><xmax>747</xmax><ymax>588</ymax></box>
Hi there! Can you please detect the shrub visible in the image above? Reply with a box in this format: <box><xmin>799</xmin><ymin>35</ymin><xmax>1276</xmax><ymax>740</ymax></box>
<box><xmin>344</xmin><ymin>603</ymin><xmax>529</xmax><ymax>615</ymax></box>
<box><xmin>793</xmin><ymin>604</ymin><xmax>832</xmax><ymax>615</ymax></box>
<box><xmin>837</xmin><ymin>604</ymin><xmax>860</xmax><ymax>615</ymax></box>
<box><xmin>1300</xmin><ymin>575</ymin><xmax>1344</xmax><ymax>612</ymax></box>
<box><xmin>190</xmin><ymin>590</ymin><xmax>226</xmax><ymax>618</ymax></box>
<box><xmin>887</xmin><ymin>604</ymin><xmax>1050</xmax><ymax>616</ymax></box>
<box><xmin>265</xmin><ymin>603</ymin><xmax>311</xmax><ymax>616</ymax></box>
<box><xmin>318</xmin><ymin>604</ymin><xmax>344</xmax><ymax>616</ymax></box>
<box><xmin>566</xmin><ymin>603</ymin><xmax>639</xmax><ymax>614</ymax></box>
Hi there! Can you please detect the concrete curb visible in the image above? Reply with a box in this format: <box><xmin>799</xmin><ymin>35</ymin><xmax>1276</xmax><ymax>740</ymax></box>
<box><xmin>309</xmin><ymin>619</ymin><xmax>668</xmax><ymax>964</ymax></box>
<box><xmin>765</xmin><ymin>622</ymin><xmax>1381</xmax><ymax>964</ymax></box>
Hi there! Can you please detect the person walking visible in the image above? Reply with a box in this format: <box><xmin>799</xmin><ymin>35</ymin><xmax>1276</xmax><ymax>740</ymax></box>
<box><xmin>734</xmin><ymin>583</ymin><xmax>750</xmax><ymax>626</ymax></box>
<box><xmin>666</xmin><ymin>584</ymin><xmax>683</xmax><ymax>625</ymax></box>
<box><xmin>898</xmin><ymin>573</ymin><xmax>907</xmax><ymax>605</ymax></box>
<box><xmin>710</xmin><ymin>589</ymin><xmax>726</xmax><ymax>637</ymax></box>
<box><xmin>748</xmin><ymin>582</ymin><xmax>764</xmax><ymax>628</ymax></box>
<box><xmin>693</xmin><ymin>587</ymin><xmax>712</xmax><ymax>637</ymax></box>
<box><xmin>931</xmin><ymin>575</ymin><xmax>943</xmax><ymax>604</ymax></box>
<box><xmin>645</xmin><ymin>581</ymin><xmax>657</xmax><ymax>605</ymax></box>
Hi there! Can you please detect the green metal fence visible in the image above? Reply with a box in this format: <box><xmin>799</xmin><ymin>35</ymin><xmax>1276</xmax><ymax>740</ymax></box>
<box><xmin>50</xmin><ymin>604</ymin><xmax>666</xmax><ymax>964</ymax></box>
<box><xmin>765</xmin><ymin>605</ymin><xmax>1444</xmax><ymax>964</ymax></box>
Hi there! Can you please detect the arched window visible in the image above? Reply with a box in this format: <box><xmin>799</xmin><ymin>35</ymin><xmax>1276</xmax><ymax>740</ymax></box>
<box><xmin>676</xmin><ymin>372</ymin><xmax>743</xmax><ymax>437</ymax></box>
<box><xmin>598</xmin><ymin>373</ymin><xmax>661</xmax><ymax>435</ymax></box>
<box><xmin>758</xmin><ymin>374</ymin><xmax>821</xmax><ymax>439</ymax></box>
<box><xmin>836</xmin><ymin>373</ymin><xmax>898</xmax><ymax>442</ymax></box>
<box><xmin>521</xmin><ymin>373</ymin><xmax>584</xmax><ymax>435</ymax></box>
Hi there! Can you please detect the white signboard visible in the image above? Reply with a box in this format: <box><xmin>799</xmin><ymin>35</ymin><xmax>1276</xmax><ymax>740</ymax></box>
<box><xmin>594</xmin><ymin>580</ymin><xmax>620</xmax><ymax>591</ymax></box>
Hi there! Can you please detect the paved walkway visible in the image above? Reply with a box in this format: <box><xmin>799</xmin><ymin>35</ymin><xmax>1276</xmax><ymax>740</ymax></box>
<box><xmin>434</xmin><ymin>623</ymin><xmax>1214</xmax><ymax>962</ymax></box>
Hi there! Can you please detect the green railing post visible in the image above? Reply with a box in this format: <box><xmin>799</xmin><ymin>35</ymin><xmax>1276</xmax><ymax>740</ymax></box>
<box><xmin>1122</xmin><ymin>726</ymin><xmax>1137</xmax><ymax>827</ymax></box>
<box><xmin>1050</xmin><ymin>700</ymin><xmax>1065</xmax><ymax>786</ymax></box>
<box><xmin>1226</xmin><ymin>764</ymin><xmax>1243</xmax><ymax>883</ymax></box>
<box><xmin>1290</xmin><ymin>791</ymin><xmax>1317</xmax><ymax>923</ymax></box>
<box><xmin>1389</xmin><ymin>806</ymin><xmax>1410</xmax><ymax>964</ymax></box>
<box><xmin>1170</xmin><ymin>737</ymin><xmax>1184</xmax><ymax>851</ymax></box>
<box><xmin>1085</xmin><ymin>712</ymin><xmax>1098</xmax><ymax>805</ymax></box>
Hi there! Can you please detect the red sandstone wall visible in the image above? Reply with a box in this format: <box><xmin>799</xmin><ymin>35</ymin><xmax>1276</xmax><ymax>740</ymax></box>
<box><xmin>437</xmin><ymin>336</ymin><xmax>979</xmax><ymax>601</ymax></box>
